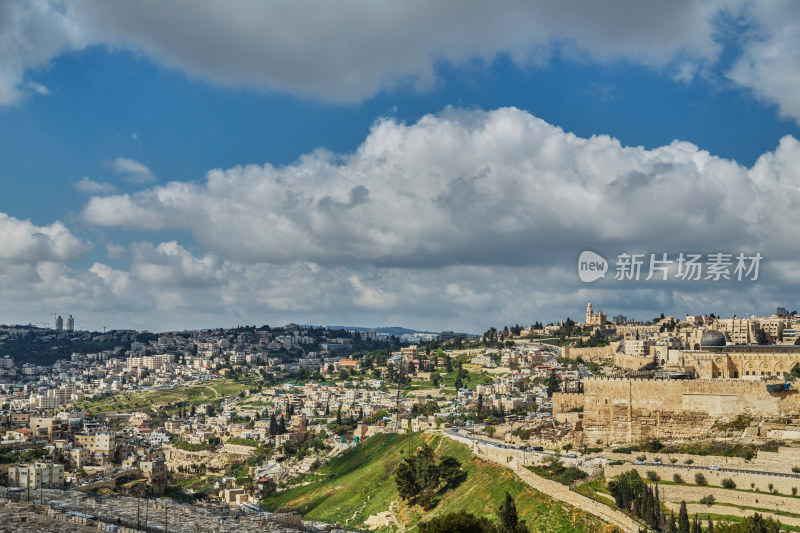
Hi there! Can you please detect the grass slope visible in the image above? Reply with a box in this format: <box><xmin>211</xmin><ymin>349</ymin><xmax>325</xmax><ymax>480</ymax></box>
<box><xmin>263</xmin><ymin>433</ymin><xmax>607</xmax><ymax>532</ymax></box>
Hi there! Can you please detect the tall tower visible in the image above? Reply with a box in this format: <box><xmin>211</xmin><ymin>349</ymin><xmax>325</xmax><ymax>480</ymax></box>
<box><xmin>66</xmin><ymin>315</ymin><xmax>75</xmax><ymax>331</ymax></box>
<box><xmin>55</xmin><ymin>316</ymin><xmax>63</xmax><ymax>331</ymax></box>
<box><xmin>586</xmin><ymin>302</ymin><xmax>593</xmax><ymax>325</ymax></box>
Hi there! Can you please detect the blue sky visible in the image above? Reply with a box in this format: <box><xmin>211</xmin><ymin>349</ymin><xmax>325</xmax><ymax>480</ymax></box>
<box><xmin>1</xmin><ymin>1</ymin><xmax>799</xmax><ymax>332</ymax></box>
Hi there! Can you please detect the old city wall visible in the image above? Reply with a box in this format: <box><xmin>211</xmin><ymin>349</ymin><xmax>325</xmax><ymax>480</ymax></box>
<box><xmin>552</xmin><ymin>392</ymin><xmax>584</xmax><ymax>414</ymax></box>
<box><xmin>613</xmin><ymin>352</ymin><xmax>653</xmax><ymax>371</ymax></box>
<box><xmin>583</xmin><ymin>378</ymin><xmax>800</xmax><ymax>445</ymax></box>
<box><xmin>562</xmin><ymin>342</ymin><xmax>620</xmax><ymax>362</ymax></box>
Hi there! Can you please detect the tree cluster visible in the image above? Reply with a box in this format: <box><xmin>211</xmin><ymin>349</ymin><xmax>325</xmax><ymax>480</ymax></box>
<box><xmin>395</xmin><ymin>444</ymin><xmax>465</xmax><ymax>509</ymax></box>
<box><xmin>609</xmin><ymin>470</ymin><xmax>682</xmax><ymax>532</ymax></box>
<box><xmin>419</xmin><ymin>492</ymin><xmax>527</xmax><ymax>533</ymax></box>
<box><xmin>714</xmin><ymin>513</ymin><xmax>782</xmax><ymax>532</ymax></box>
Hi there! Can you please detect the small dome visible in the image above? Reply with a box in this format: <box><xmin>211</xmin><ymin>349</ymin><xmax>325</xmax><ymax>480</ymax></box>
<box><xmin>700</xmin><ymin>330</ymin><xmax>727</xmax><ymax>347</ymax></box>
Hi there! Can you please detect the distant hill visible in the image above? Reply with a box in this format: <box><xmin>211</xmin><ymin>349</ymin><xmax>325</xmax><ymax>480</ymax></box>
<box><xmin>325</xmin><ymin>325</ymin><xmax>436</xmax><ymax>336</ymax></box>
<box><xmin>262</xmin><ymin>432</ymin><xmax>604</xmax><ymax>531</ymax></box>
<box><xmin>325</xmin><ymin>325</ymin><xmax>477</xmax><ymax>337</ymax></box>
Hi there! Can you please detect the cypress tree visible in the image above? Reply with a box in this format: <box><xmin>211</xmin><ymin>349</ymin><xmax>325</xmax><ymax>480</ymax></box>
<box><xmin>678</xmin><ymin>501</ymin><xmax>689</xmax><ymax>533</ymax></box>
<box><xmin>498</xmin><ymin>492</ymin><xmax>519</xmax><ymax>533</ymax></box>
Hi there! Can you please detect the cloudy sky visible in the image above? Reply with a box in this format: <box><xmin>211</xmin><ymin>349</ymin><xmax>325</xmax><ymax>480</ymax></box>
<box><xmin>1</xmin><ymin>1</ymin><xmax>800</xmax><ymax>332</ymax></box>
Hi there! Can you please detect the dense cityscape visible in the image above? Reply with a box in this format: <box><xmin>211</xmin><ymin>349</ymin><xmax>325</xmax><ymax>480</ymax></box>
<box><xmin>0</xmin><ymin>304</ymin><xmax>799</xmax><ymax>531</ymax></box>
<box><xmin>4</xmin><ymin>2</ymin><xmax>800</xmax><ymax>532</ymax></box>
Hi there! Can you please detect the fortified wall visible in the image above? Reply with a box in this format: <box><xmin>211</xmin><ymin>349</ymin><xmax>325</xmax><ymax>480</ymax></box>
<box><xmin>582</xmin><ymin>377</ymin><xmax>800</xmax><ymax>444</ymax></box>
<box><xmin>562</xmin><ymin>341</ymin><xmax>620</xmax><ymax>362</ymax></box>
<box><xmin>552</xmin><ymin>392</ymin><xmax>584</xmax><ymax>414</ymax></box>
<box><xmin>612</xmin><ymin>351</ymin><xmax>653</xmax><ymax>371</ymax></box>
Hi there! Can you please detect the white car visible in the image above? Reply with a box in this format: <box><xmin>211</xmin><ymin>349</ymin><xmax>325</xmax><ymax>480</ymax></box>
<box><xmin>709</xmin><ymin>465</ymin><xmax>720</xmax><ymax>471</ymax></box>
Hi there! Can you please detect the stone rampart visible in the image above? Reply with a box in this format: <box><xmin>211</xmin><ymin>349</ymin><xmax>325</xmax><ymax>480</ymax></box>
<box><xmin>562</xmin><ymin>342</ymin><xmax>620</xmax><ymax>362</ymax></box>
<box><xmin>552</xmin><ymin>392</ymin><xmax>584</xmax><ymax>414</ymax></box>
<box><xmin>613</xmin><ymin>352</ymin><xmax>653</xmax><ymax>371</ymax></box>
<box><xmin>583</xmin><ymin>377</ymin><xmax>800</xmax><ymax>444</ymax></box>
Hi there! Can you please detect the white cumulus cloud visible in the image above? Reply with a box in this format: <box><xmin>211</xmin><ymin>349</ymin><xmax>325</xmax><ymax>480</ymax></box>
<box><xmin>0</xmin><ymin>212</ymin><xmax>89</xmax><ymax>263</ymax></box>
<box><xmin>81</xmin><ymin>107</ymin><xmax>798</xmax><ymax>269</ymax></box>
<box><xmin>1</xmin><ymin>1</ymin><xmax>800</xmax><ymax>122</ymax></box>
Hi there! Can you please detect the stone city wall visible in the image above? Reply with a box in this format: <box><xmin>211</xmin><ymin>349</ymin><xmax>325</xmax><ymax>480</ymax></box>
<box><xmin>583</xmin><ymin>377</ymin><xmax>800</xmax><ymax>445</ymax></box>
<box><xmin>551</xmin><ymin>392</ymin><xmax>584</xmax><ymax>414</ymax></box>
<box><xmin>562</xmin><ymin>342</ymin><xmax>620</xmax><ymax>362</ymax></box>
<box><xmin>612</xmin><ymin>352</ymin><xmax>653</xmax><ymax>371</ymax></box>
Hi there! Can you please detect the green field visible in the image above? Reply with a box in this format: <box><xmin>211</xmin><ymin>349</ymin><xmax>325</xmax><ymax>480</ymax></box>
<box><xmin>262</xmin><ymin>433</ymin><xmax>607</xmax><ymax>532</ymax></box>
<box><xmin>74</xmin><ymin>378</ymin><xmax>251</xmax><ymax>414</ymax></box>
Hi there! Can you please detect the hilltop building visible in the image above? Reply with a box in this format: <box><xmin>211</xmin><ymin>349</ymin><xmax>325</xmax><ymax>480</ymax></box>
<box><xmin>585</xmin><ymin>302</ymin><xmax>607</xmax><ymax>326</ymax></box>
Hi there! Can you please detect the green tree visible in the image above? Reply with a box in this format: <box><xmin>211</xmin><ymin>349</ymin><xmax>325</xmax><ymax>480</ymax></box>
<box><xmin>498</xmin><ymin>492</ymin><xmax>527</xmax><ymax>533</ymax></box>
<box><xmin>692</xmin><ymin>514</ymin><xmax>702</xmax><ymax>533</ymax></box>
<box><xmin>756</xmin><ymin>327</ymin><xmax>769</xmax><ymax>345</ymax></box>
<box><xmin>678</xmin><ymin>501</ymin><xmax>689</xmax><ymax>533</ymax></box>
<box><xmin>546</xmin><ymin>369</ymin><xmax>561</xmax><ymax>398</ymax></box>
<box><xmin>419</xmin><ymin>512</ymin><xmax>492</xmax><ymax>533</ymax></box>
<box><xmin>714</xmin><ymin>514</ymin><xmax>781</xmax><ymax>532</ymax></box>
<box><xmin>395</xmin><ymin>444</ymin><xmax>465</xmax><ymax>509</ymax></box>
<box><xmin>438</xmin><ymin>456</ymin><xmax>463</xmax><ymax>488</ymax></box>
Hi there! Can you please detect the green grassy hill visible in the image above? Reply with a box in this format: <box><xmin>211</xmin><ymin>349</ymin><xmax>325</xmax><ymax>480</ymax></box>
<box><xmin>262</xmin><ymin>433</ymin><xmax>609</xmax><ymax>532</ymax></box>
